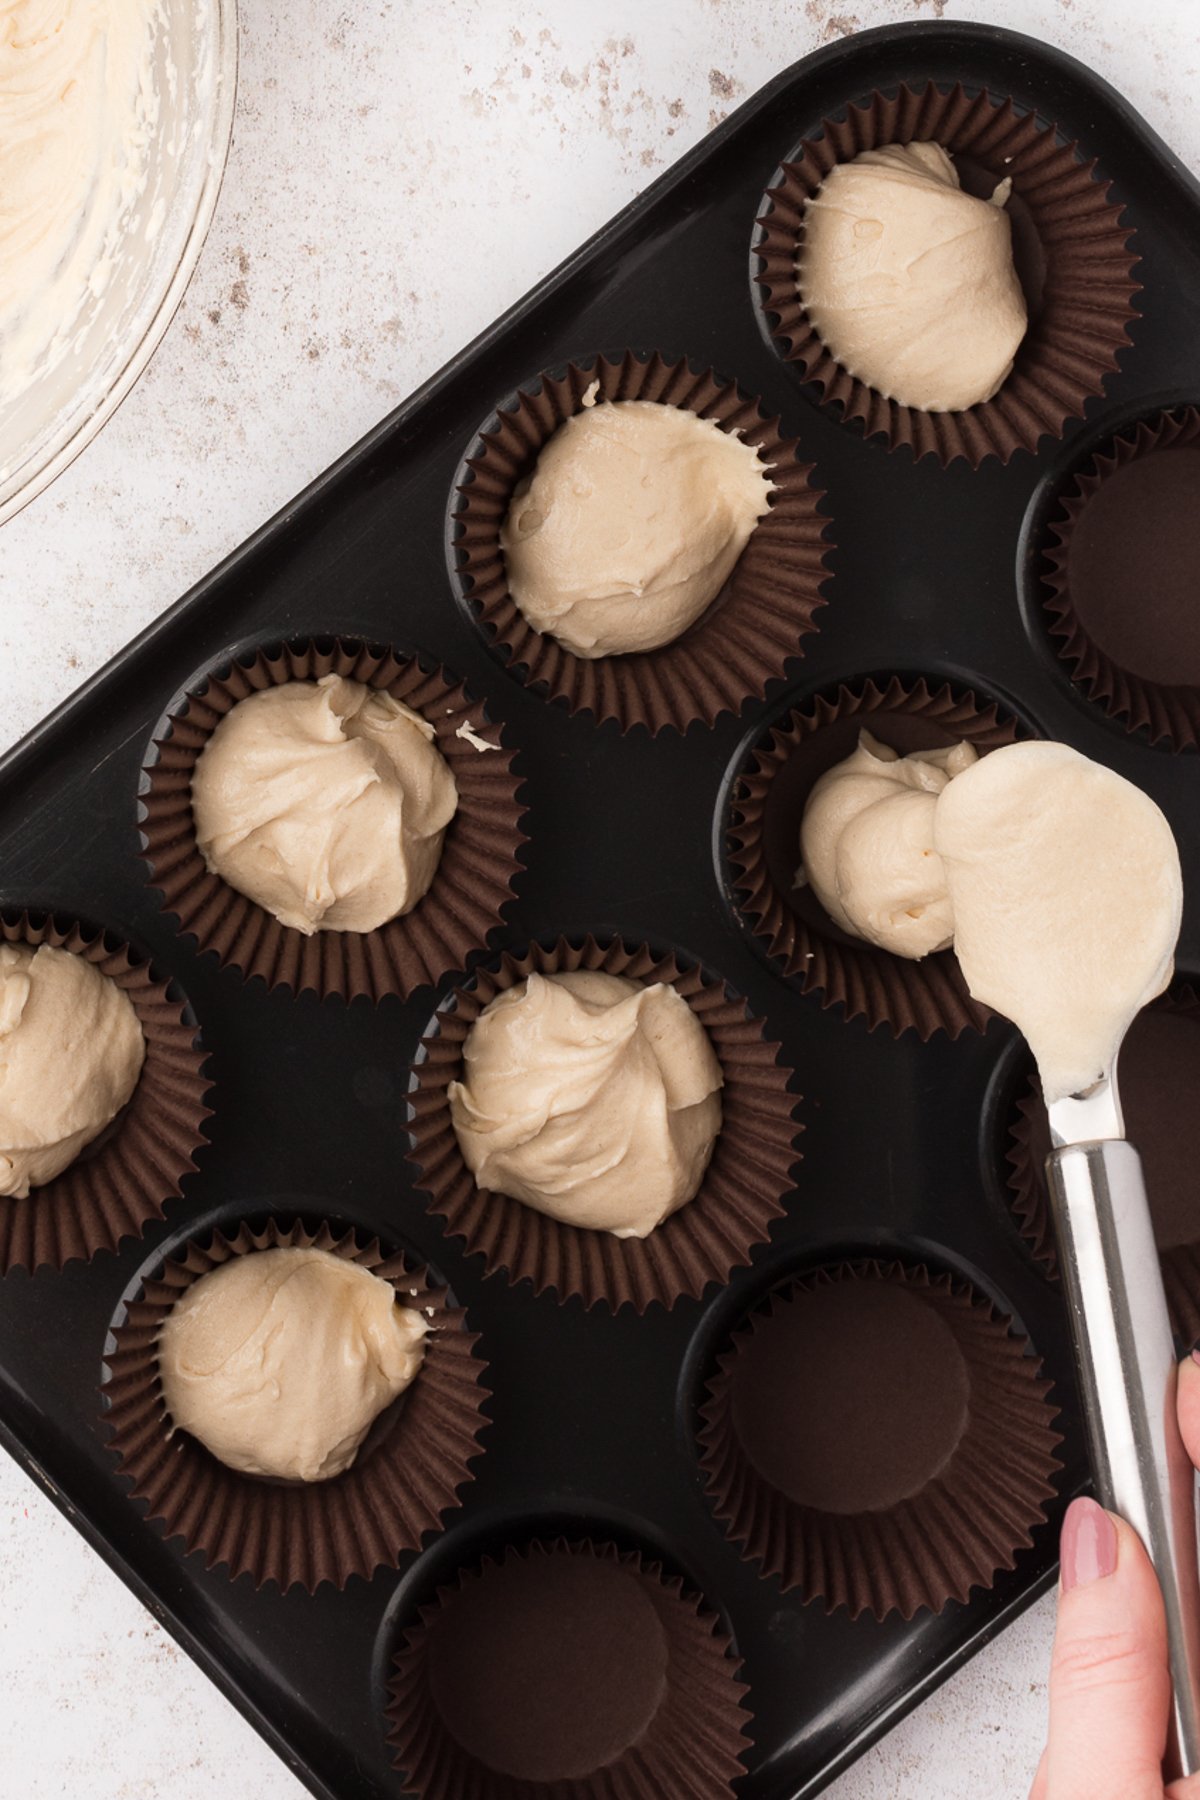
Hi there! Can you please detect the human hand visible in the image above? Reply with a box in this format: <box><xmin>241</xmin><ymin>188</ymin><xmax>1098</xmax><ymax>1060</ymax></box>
<box><xmin>1031</xmin><ymin>1353</ymin><xmax>1200</xmax><ymax>1799</ymax></box>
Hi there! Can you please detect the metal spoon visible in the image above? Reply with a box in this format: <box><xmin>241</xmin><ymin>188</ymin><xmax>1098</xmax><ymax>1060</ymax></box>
<box><xmin>1047</xmin><ymin>1060</ymin><xmax>1200</xmax><ymax>1780</ymax></box>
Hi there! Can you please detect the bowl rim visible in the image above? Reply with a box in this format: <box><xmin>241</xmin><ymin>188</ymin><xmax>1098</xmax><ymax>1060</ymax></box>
<box><xmin>0</xmin><ymin>0</ymin><xmax>240</xmax><ymax>530</ymax></box>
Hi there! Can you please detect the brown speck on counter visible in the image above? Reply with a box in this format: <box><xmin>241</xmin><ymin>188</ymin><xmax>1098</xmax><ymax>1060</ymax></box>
<box><xmin>709</xmin><ymin>68</ymin><xmax>737</xmax><ymax>98</ymax></box>
<box><xmin>229</xmin><ymin>280</ymin><xmax>248</xmax><ymax>311</ymax></box>
<box><xmin>803</xmin><ymin>0</ymin><xmax>862</xmax><ymax>31</ymax></box>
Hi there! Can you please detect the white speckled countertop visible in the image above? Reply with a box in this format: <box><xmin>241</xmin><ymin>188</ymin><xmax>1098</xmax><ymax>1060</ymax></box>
<box><xmin>0</xmin><ymin>2</ymin><xmax>1197</xmax><ymax>1794</ymax></box>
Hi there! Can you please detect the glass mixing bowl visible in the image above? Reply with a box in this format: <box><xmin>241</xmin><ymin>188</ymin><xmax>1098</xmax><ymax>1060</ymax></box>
<box><xmin>0</xmin><ymin>0</ymin><xmax>239</xmax><ymax>527</ymax></box>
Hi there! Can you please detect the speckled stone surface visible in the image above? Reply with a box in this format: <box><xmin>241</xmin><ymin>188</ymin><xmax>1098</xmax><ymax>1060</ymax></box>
<box><xmin>0</xmin><ymin>2</ymin><xmax>1197</xmax><ymax>1795</ymax></box>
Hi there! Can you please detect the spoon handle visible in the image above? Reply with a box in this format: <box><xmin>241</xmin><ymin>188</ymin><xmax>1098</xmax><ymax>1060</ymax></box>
<box><xmin>1048</xmin><ymin>1138</ymin><xmax>1200</xmax><ymax>1781</ymax></box>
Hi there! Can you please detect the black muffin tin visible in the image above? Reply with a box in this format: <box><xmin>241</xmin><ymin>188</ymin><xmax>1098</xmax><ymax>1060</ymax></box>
<box><xmin>3</xmin><ymin>20</ymin><xmax>1199</xmax><ymax>1799</ymax></box>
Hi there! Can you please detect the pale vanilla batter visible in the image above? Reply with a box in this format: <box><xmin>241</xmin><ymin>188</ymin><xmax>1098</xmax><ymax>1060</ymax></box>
<box><xmin>448</xmin><ymin>970</ymin><xmax>724</xmax><ymax>1237</ymax></box>
<box><xmin>192</xmin><ymin>675</ymin><xmax>459</xmax><ymax>936</ymax></box>
<box><xmin>158</xmin><ymin>1247</ymin><xmax>428</xmax><ymax>1483</ymax></box>
<box><xmin>500</xmin><ymin>396</ymin><xmax>773</xmax><ymax>657</ymax></box>
<box><xmin>800</xmin><ymin>142</ymin><xmax>1028</xmax><ymax>413</ymax></box>
<box><xmin>800</xmin><ymin>730</ymin><xmax>977</xmax><ymax>958</ymax></box>
<box><xmin>805</xmin><ymin>730</ymin><xmax>1183</xmax><ymax>1102</ymax></box>
<box><xmin>0</xmin><ymin>942</ymin><xmax>144</xmax><ymax>1197</ymax></box>
<box><xmin>0</xmin><ymin>0</ymin><xmax>163</xmax><ymax>405</ymax></box>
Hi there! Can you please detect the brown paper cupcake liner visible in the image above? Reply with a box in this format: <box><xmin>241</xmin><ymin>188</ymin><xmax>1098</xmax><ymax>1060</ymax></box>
<box><xmin>139</xmin><ymin>637</ymin><xmax>527</xmax><ymax>1001</ymax></box>
<box><xmin>1006</xmin><ymin>985</ymin><xmax>1200</xmax><ymax>1346</ymax></box>
<box><xmin>407</xmin><ymin>936</ymin><xmax>801</xmax><ymax>1313</ymax></box>
<box><xmin>0</xmin><ymin>912</ymin><xmax>210</xmax><ymax>1274</ymax></box>
<box><xmin>385</xmin><ymin>1537</ymin><xmax>752</xmax><ymax>1798</ymax></box>
<box><xmin>103</xmin><ymin>1218</ymin><xmax>490</xmax><ymax>1591</ymax></box>
<box><xmin>452</xmin><ymin>349</ymin><xmax>832</xmax><ymax>733</ymax></box>
<box><xmin>756</xmin><ymin>82</ymin><xmax>1139</xmax><ymax>466</ymax></box>
<box><xmin>697</xmin><ymin>1259</ymin><xmax>1061</xmax><ymax>1620</ymax></box>
<box><xmin>725</xmin><ymin>675</ymin><xmax>1022</xmax><ymax>1039</ymax></box>
<box><xmin>1041</xmin><ymin>406</ymin><xmax>1200</xmax><ymax>750</ymax></box>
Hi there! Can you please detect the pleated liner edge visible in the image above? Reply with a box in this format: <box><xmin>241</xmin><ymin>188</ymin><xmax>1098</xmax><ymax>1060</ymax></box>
<box><xmin>139</xmin><ymin>637</ymin><xmax>527</xmax><ymax>1001</ymax></box>
<box><xmin>1041</xmin><ymin>405</ymin><xmax>1200</xmax><ymax>751</ymax></box>
<box><xmin>385</xmin><ymin>1537</ymin><xmax>753</xmax><ymax>1800</ymax></box>
<box><xmin>756</xmin><ymin>81</ymin><xmax>1140</xmax><ymax>467</ymax></box>
<box><xmin>453</xmin><ymin>349</ymin><xmax>833</xmax><ymax>733</ymax></box>
<box><xmin>725</xmin><ymin>674</ymin><xmax>1022</xmax><ymax>1040</ymax></box>
<box><xmin>406</xmin><ymin>936</ymin><xmax>802</xmax><ymax>1312</ymax></box>
<box><xmin>102</xmin><ymin>1217</ymin><xmax>491</xmax><ymax>1592</ymax></box>
<box><xmin>0</xmin><ymin>911</ymin><xmax>211</xmax><ymax>1274</ymax></box>
<box><xmin>697</xmin><ymin>1259</ymin><xmax>1063</xmax><ymax>1621</ymax></box>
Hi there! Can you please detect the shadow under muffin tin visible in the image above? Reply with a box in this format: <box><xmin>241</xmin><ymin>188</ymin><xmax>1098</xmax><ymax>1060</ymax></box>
<box><xmin>3</xmin><ymin>20</ymin><xmax>1200</xmax><ymax>1800</ymax></box>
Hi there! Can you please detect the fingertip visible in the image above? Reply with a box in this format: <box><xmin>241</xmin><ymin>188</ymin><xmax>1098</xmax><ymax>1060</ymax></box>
<box><xmin>1060</xmin><ymin>1494</ymin><xmax>1118</xmax><ymax>1592</ymax></box>
<box><xmin>1178</xmin><ymin>1350</ymin><xmax>1200</xmax><ymax>1468</ymax></box>
<box><xmin>1047</xmin><ymin>1495</ymin><xmax>1169</xmax><ymax>1797</ymax></box>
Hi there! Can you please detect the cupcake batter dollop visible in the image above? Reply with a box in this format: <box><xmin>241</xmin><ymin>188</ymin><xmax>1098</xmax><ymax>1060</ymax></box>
<box><xmin>936</xmin><ymin>741</ymin><xmax>1182</xmax><ymax>1104</ymax></box>
<box><xmin>158</xmin><ymin>1247</ymin><xmax>428</xmax><ymax>1483</ymax></box>
<box><xmin>799</xmin><ymin>142</ymin><xmax>1028</xmax><ymax>413</ymax></box>
<box><xmin>500</xmin><ymin>397</ymin><xmax>773</xmax><ymax>657</ymax></box>
<box><xmin>800</xmin><ymin>730</ymin><xmax>978</xmax><ymax>958</ymax></box>
<box><xmin>0</xmin><ymin>0</ymin><xmax>161</xmax><ymax>404</ymax></box>
<box><xmin>0</xmin><ymin>943</ymin><xmax>144</xmax><ymax>1197</ymax></box>
<box><xmin>192</xmin><ymin>675</ymin><xmax>459</xmax><ymax>935</ymax></box>
<box><xmin>448</xmin><ymin>970</ymin><xmax>724</xmax><ymax>1237</ymax></box>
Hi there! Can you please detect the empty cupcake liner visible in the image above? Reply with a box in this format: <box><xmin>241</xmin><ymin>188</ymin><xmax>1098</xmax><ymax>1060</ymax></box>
<box><xmin>725</xmin><ymin>675</ymin><xmax>1021</xmax><ymax>1039</ymax></box>
<box><xmin>697</xmin><ymin>1259</ymin><xmax>1062</xmax><ymax>1620</ymax></box>
<box><xmin>1041</xmin><ymin>406</ymin><xmax>1200</xmax><ymax>750</ymax></box>
<box><xmin>0</xmin><ymin>912</ymin><xmax>211</xmax><ymax>1275</ymax></box>
<box><xmin>1006</xmin><ymin>986</ymin><xmax>1200</xmax><ymax>1345</ymax></box>
<box><xmin>452</xmin><ymin>350</ymin><xmax>832</xmax><ymax>733</ymax></box>
<box><xmin>385</xmin><ymin>1537</ymin><xmax>752</xmax><ymax>1799</ymax></box>
<box><xmin>139</xmin><ymin>637</ymin><xmax>527</xmax><ymax>1001</ymax></box>
<box><xmin>103</xmin><ymin>1218</ymin><xmax>490</xmax><ymax>1591</ymax></box>
<box><xmin>407</xmin><ymin>936</ymin><xmax>801</xmax><ymax>1312</ymax></box>
<box><xmin>756</xmin><ymin>82</ymin><xmax>1139</xmax><ymax>466</ymax></box>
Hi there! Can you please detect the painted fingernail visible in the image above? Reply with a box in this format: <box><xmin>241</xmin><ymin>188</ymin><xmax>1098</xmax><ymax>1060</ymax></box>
<box><xmin>1061</xmin><ymin>1496</ymin><xmax>1118</xmax><ymax>1592</ymax></box>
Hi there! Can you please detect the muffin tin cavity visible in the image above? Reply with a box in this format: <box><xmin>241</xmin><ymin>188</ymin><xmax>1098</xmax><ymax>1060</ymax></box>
<box><xmin>723</xmin><ymin>674</ymin><xmax>1024</xmax><ymax>1037</ymax></box>
<box><xmin>102</xmin><ymin>1216</ymin><xmax>490</xmax><ymax>1591</ymax></box>
<box><xmin>1035</xmin><ymin>405</ymin><xmax>1200</xmax><ymax>749</ymax></box>
<box><xmin>385</xmin><ymin>1537</ymin><xmax>751</xmax><ymax>1799</ymax></box>
<box><xmin>1006</xmin><ymin>984</ymin><xmax>1200</xmax><ymax>1348</ymax></box>
<box><xmin>697</xmin><ymin>1259</ymin><xmax>1062</xmax><ymax>1619</ymax></box>
<box><xmin>139</xmin><ymin>636</ymin><xmax>526</xmax><ymax>1000</ymax></box>
<box><xmin>0</xmin><ymin>910</ymin><xmax>210</xmax><ymax>1273</ymax></box>
<box><xmin>406</xmin><ymin>935</ymin><xmax>802</xmax><ymax>1312</ymax></box>
<box><xmin>754</xmin><ymin>81</ymin><xmax>1139</xmax><ymax>466</ymax></box>
<box><xmin>450</xmin><ymin>350</ymin><xmax>832</xmax><ymax>733</ymax></box>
